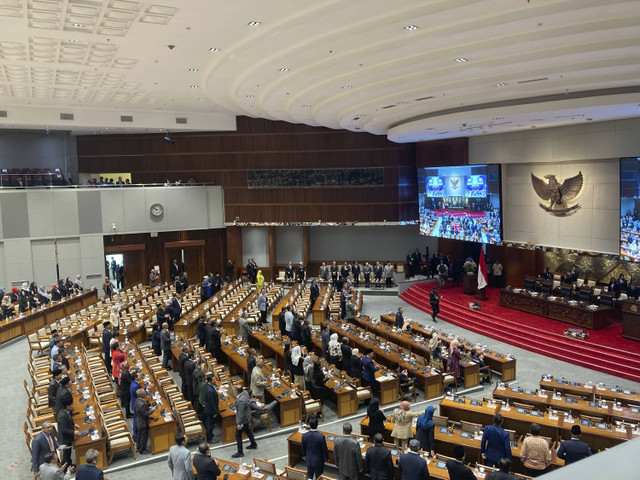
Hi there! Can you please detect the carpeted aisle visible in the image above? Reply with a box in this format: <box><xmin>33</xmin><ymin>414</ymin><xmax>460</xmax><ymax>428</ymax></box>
<box><xmin>401</xmin><ymin>282</ymin><xmax>640</xmax><ymax>383</ymax></box>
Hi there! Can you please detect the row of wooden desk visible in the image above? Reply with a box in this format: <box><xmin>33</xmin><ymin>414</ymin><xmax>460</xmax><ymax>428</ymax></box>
<box><xmin>1</xmin><ymin>289</ymin><xmax>98</xmax><ymax>344</ymax></box>
<box><xmin>539</xmin><ymin>376</ymin><xmax>640</xmax><ymax>407</ymax></box>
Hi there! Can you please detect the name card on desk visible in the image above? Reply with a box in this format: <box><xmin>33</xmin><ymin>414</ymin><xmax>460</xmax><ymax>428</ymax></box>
<box><xmin>549</xmin><ymin>415</ymin><xmax>558</xmax><ymax>421</ymax></box>
<box><xmin>539</xmin><ymin>392</ymin><xmax>547</xmax><ymax>398</ymax></box>
<box><xmin>565</xmin><ymin>418</ymin><xmax>574</xmax><ymax>423</ymax></box>
<box><xmin>90</xmin><ymin>432</ymin><xmax>100</xmax><ymax>441</ymax></box>
<box><xmin>497</xmin><ymin>386</ymin><xmax>506</xmax><ymax>390</ymax></box>
<box><xmin>164</xmin><ymin>414</ymin><xmax>172</xmax><ymax>422</ymax></box>
<box><xmin>501</xmin><ymin>406</ymin><xmax>511</xmax><ymax>411</ymax></box>
<box><xmin>616</xmin><ymin>428</ymin><xmax>626</xmax><ymax>433</ymax></box>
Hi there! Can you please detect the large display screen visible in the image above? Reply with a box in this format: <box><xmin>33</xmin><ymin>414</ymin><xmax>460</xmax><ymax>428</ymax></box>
<box><xmin>620</xmin><ymin>157</ymin><xmax>640</xmax><ymax>261</ymax></box>
<box><xmin>417</xmin><ymin>164</ymin><xmax>503</xmax><ymax>245</ymax></box>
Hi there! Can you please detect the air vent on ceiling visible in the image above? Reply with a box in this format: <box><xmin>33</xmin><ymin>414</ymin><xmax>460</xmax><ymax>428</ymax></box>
<box><xmin>0</xmin><ymin>110</ymin><xmax>7</xmax><ymax>118</ymax></box>
<box><xmin>175</xmin><ymin>117</ymin><xmax>187</xmax><ymax>124</ymax></box>
<box><xmin>517</xmin><ymin>77</ymin><xmax>549</xmax><ymax>84</ymax></box>
<box><xmin>60</xmin><ymin>113</ymin><xmax>74</xmax><ymax>120</ymax></box>
<box><xmin>415</xmin><ymin>96</ymin><xmax>434</xmax><ymax>101</ymax></box>
<box><xmin>381</xmin><ymin>104</ymin><xmax>396</xmax><ymax>109</ymax></box>
<box><xmin>120</xmin><ymin>115</ymin><xmax>133</xmax><ymax>122</ymax></box>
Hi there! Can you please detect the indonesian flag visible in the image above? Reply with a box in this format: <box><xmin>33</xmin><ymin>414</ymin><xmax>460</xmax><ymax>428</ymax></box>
<box><xmin>478</xmin><ymin>247</ymin><xmax>488</xmax><ymax>290</ymax></box>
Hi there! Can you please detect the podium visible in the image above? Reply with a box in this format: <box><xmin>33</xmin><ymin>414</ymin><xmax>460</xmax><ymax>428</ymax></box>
<box><xmin>621</xmin><ymin>300</ymin><xmax>640</xmax><ymax>341</ymax></box>
<box><xmin>463</xmin><ymin>274</ymin><xmax>477</xmax><ymax>296</ymax></box>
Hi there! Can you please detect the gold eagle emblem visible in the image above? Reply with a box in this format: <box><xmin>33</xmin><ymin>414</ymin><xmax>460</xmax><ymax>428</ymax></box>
<box><xmin>450</xmin><ymin>178</ymin><xmax>459</xmax><ymax>189</ymax></box>
<box><xmin>531</xmin><ymin>171</ymin><xmax>583</xmax><ymax>216</ymax></box>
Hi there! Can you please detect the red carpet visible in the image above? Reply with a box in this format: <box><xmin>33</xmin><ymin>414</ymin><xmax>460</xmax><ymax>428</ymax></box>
<box><xmin>400</xmin><ymin>282</ymin><xmax>640</xmax><ymax>383</ymax></box>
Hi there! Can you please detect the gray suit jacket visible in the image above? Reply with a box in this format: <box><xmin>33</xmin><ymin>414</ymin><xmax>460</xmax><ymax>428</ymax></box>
<box><xmin>168</xmin><ymin>445</ymin><xmax>195</xmax><ymax>480</ymax></box>
<box><xmin>235</xmin><ymin>389</ymin><xmax>252</xmax><ymax>425</ymax></box>
<box><xmin>39</xmin><ymin>462</ymin><xmax>71</xmax><ymax>480</ymax></box>
<box><xmin>334</xmin><ymin>435</ymin><xmax>363</xmax><ymax>478</ymax></box>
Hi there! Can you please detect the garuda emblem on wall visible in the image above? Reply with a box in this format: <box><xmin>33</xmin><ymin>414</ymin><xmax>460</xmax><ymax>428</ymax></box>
<box><xmin>531</xmin><ymin>171</ymin><xmax>583</xmax><ymax>216</ymax></box>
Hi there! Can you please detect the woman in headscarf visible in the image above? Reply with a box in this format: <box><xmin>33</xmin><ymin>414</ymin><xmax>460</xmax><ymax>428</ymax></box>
<box><xmin>29</xmin><ymin>281</ymin><xmax>38</xmax><ymax>296</ymax></box>
<box><xmin>327</xmin><ymin>333</ymin><xmax>341</xmax><ymax>367</ymax></box>
<box><xmin>447</xmin><ymin>339</ymin><xmax>461</xmax><ymax>381</ymax></box>
<box><xmin>1</xmin><ymin>289</ymin><xmax>14</xmax><ymax>318</ymax></box>
<box><xmin>74</xmin><ymin>274</ymin><xmax>85</xmax><ymax>291</ymax></box>
<box><xmin>50</xmin><ymin>283</ymin><xmax>62</xmax><ymax>301</ymax></box>
<box><xmin>256</xmin><ymin>270</ymin><xmax>264</xmax><ymax>291</ymax></box>
<box><xmin>291</xmin><ymin>345</ymin><xmax>306</xmax><ymax>390</ymax></box>
<box><xmin>416</xmin><ymin>405</ymin><xmax>436</xmax><ymax>457</ymax></box>
<box><xmin>366</xmin><ymin>397</ymin><xmax>386</xmax><ymax>442</ymax></box>
<box><xmin>311</xmin><ymin>359</ymin><xmax>328</xmax><ymax>405</ymax></box>
<box><xmin>111</xmin><ymin>341</ymin><xmax>126</xmax><ymax>386</ymax></box>
<box><xmin>284</xmin><ymin>342</ymin><xmax>293</xmax><ymax>380</ymax></box>
<box><xmin>429</xmin><ymin>332</ymin><xmax>442</xmax><ymax>363</ymax></box>
<box><xmin>37</xmin><ymin>286</ymin><xmax>50</xmax><ymax>305</ymax></box>
<box><xmin>303</xmin><ymin>355</ymin><xmax>315</xmax><ymax>388</ymax></box>
<box><xmin>391</xmin><ymin>400</ymin><xmax>421</xmax><ymax>449</ymax></box>
<box><xmin>110</xmin><ymin>305</ymin><xmax>120</xmax><ymax>330</ymax></box>
<box><xmin>18</xmin><ymin>287</ymin><xmax>29</xmax><ymax>313</ymax></box>
<box><xmin>65</xmin><ymin>277</ymin><xmax>75</xmax><ymax>294</ymax></box>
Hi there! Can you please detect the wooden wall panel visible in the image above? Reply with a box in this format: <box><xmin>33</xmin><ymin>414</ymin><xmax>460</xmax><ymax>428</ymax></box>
<box><xmin>78</xmin><ymin>116</ymin><xmax>418</xmax><ymax>222</ymax></box>
<box><xmin>415</xmin><ymin>138</ymin><xmax>468</xmax><ymax>168</ymax></box>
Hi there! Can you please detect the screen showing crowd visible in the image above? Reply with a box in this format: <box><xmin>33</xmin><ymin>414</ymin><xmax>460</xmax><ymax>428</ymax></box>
<box><xmin>417</xmin><ymin>164</ymin><xmax>503</xmax><ymax>245</ymax></box>
<box><xmin>620</xmin><ymin>157</ymin><xmax>640</xmax><ymax>262</ymax></box>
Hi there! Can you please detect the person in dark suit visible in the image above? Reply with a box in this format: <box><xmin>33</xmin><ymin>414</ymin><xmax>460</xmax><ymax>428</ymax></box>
<box><xmin>161</xmin><ymin>322</ymin><xmax>172</xmax><ymax>369</ymax></box>
<box><xmin>362</xmin><ymin>350</ymin><xmax>379</xmax><ymax>392</ymax></box>
<box><xmin>74</xmin><ymin>449</ymin><xmax>104</xmax><ymax>480</ymax></box>
<box><xmin>398</xmin><ymin>439</ymin><xmax>430</xmax><ymax>480</ymax></box>
<box><xmin>170</xmin><ymin>260</ymin><xmax>181</xmax><ymax>282</ymax></box>
<box><xmin>310</xmin><ymin>279</ymin><xmax>320</xmax><ymax>308</ymax></box>
<box><xmin>297</xmin><ymin>262</ymin><xmax>306</xmax><ymax>283</ymax></box>
<box><xmin>350</xmin><ymin>348</ymin><xmax>362</xmax><ymax>380</ymax></box>
<box><xmin>225</xmin><ymin>260</ymin><xmax>235</xmax><ymax>283</ymax></box>
<box><xmin>101</xmin><ymin>321</ymin><xmax>113</xmax><ymax>374</ymax></box>
<box><xmin>352</xmin><ymin>262</ymin><xmax>361</xmax><ymax>287</ymax></box>
<box><xmin>285</xmin><ymin>262</ymin><xmax>295</xmax><ymax>281</ymax></box>
<box><xmin>334</xmin><ymin>423</ymin><xmax>363</xmax><ymax>480</ymax></box>
<box><xmin>481</xmin><ymin>414</ymin><xmax>512</xmax><ymax>468</ymax></box>
<box><xmin>340</xmin><ymin>337</ymin><xmax>352</xmax><ymax>371</ymax></box>
<box><xmin>204</xmin><ymin>374</ymin><xmax>219</xmax><ymax>443</ymax></box>
<box><xmin>134</xmin><ymin>388</ymin><xmax>153</xmax><ymax>454</ymax></box>
<box><xmin>331</xmin><ymin>261</ymin><xmax>339</xmax><ymax>286</ymax></box>
<box><xmin>231</xmin><ymin>387</ymin><xmax>258</xmax><ymax>457</ymax></box>
<box><xmin>556</xmin><ymin>425</ymin><xmax>592</xmax><ymax>465</ymax></box>
<box><xmin>129</xmin><ymin>371</ymin><xmax>142</xmax><ymax>440</ymax></box>
<box><xmin>446</xmin><ymin>446</ymin><xmax>477</xmax><ymax>480</ymax></box>
<box><xmin>429</xmin><ymin>287</ymin><xmax>440</xmax><ymax>323</ymax></box>
<box><xmin>54</xmin><ymin>376</ymin><xmax>72</xmax><ymax>418</ymax></box>
<box><xmin>178</xmin><ymin>346</ymin><xmax>189</xmax><ymax>394</ymax></box>
<box><xmin>183</xmin><ymin>351</ymin><xmax>196</xmax><ymax>402</ymax></box>
<box><xmin>197</xmin><ymin>315</ymin><xmax>207</xmax><ymax>348</ymax></box>
<box><xmin>394</xmin><ymin>308</ymin><xmax>404</xmax><ymax>328</ymax></box>
<box><xmin>170</xmin><ymin>293</ymin><xmax>182</xmax><ymax>326</ymax></box>
<box><xmin>321</xmin><ymin>324</ymin><xmax>331</xmax><ymax>359</ymax></box>
<box><xmin>301</xmin><ymin>415</ymin><xmax>328</xmax><ymax>479</ymax></box>
<box><xmin>364</xmin><ymin>433</ymin><xmax>395</xmax><ymax>480</ymax></box>
<box><xmin>207</xmin><ymin>320</ymin><xmax>222</xmax><ymax>361</ymax></box>
<box><xmin>31</xmin><ymin>420</ymin><xmax>59</xmax><ymax>475</ymax></box>
<box><xmin>47</xmin><ymin>369</ymin><xmax>63</xmax><ymax>408</ymax></box>
<box><xmin>56</xmin><ymin>398</ymin><xmax>79</xmax><ymax>468</ymax></box>
<box><xmin>192</xmin><ymin>442</ymin><xmax>221</xmax><ymax>480</ymax></box>
<box><xmin>486</xmin><ymin>458</ymin><xmax>516</xmax><ymax>480</ymax></box>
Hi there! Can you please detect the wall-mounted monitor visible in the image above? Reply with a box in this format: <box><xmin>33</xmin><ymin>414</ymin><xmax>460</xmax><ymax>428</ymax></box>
<box><xmin>417</xmin><ymin>164</ymin><xmax>503</xmax><ymax>245</ymax></box>
<box><xmin>620</xmin><ymin>157</ymin><xmax>640</xmax><ymax>261</ymax></box>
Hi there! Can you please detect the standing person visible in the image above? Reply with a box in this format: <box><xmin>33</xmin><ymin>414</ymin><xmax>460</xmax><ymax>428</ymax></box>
<box><xmin>352</xmin><ymin>261</ymin><xmax>361</xmax><ymax>287</ymax></box>
<box><xmin>56</xmin><ymin>398</ymin><xmax>80</xmax><ymax>469</ymax></box>
<box><xmin>231</xmin><ymin>387</ymin><xmax>258</xmax><ymax>458</ymax></box>
<box><xmin>310</xmin><ymin>279</ymin><xmax>320</xmax><ymax>309</ymax></box>
<box><xmin>178</xmin><ymin>346</ymin><xmax>189</xmax><ymax>395</ymax></box>
<box><xmin>101</xmin><ymin>321</ymin><xmax>113</xmax><ymax>375</ymax></box>
<box><xmin>128</xmin><ymin>371</ymin><xmax>142</xmax><ymax>438</ymax></box>
<box><xmin>480</xmin><ymin>414</ymin><xmax>512</xmax><ymax>468</ymax></box>
<box><xmin>170</xmin><ymin>260</ymin><xmax>181</xmax><ymax>283</ymax></box>
<box><xmin>31</xmin><ymin>420</ymin><xmax>59</xmax><ymax>476</ymax></box>
<box><xmin>257</xmin><ymin>288</ymin><xmax>268</xmax><ymax>327</ymax></box>
<box><xmin>192</xmin><ymin>443</ymin><xmax>221</xmax><ymax>480</ymax></box>
<box><xmin>183</xmin><ymin>352</ymin><xmax>196</xmax><ymax>403</ymax></box>
<box><xmin>170</xmin><ymin>293</ymin><xmax>182</xmax><ymax>327</ymax></box>
<box><xmin>251</xmin><ymin>358</ymin><xmax>267</xmax><ymax>401</ymax></box>
<box><xmin>429</xmin><ymin>287</ymin><xmax>440</xmax><ymax>323</ymax></box>
<box><xmin>320</xmin><ymin>324</ymin><xmax>331</xmax><ymax>359</ymax></box>
<box><xmin>135</xmin><ymin>388</ymin><xmax>153</xmax><ymax>454</ymax></box>
<box><xmin>102</xmin><ymin>276</ymin><xmax>115</xmax><ymax>299</ymax></box>
<box><xmin>39</xmin><ymin>451</ymin><xmax>75</xmax><ymax>480</ymax></box>
<box><xmin>149</xmin><ymin>268</ymin><xmax>159</xmax><ymax>287</ymax></box>
<box><xmin>486</xmin><ymin>458</ymin><xmax>516</xmax><ymax>480</ymax></box>
<box><xmin>301</xmin><ymin>415</ymin><xmax>328</xmax><ymax>480</ymax></box>
<box><xmin>119</xmin><ymin>363</ymin><xmax>133</xmax><ymax>417</ymax></box>
<box><xmin>437</xmin><ymin>261</ymin><xmax>448</xmax><ymax>288</ymax></box>
<box><xmin>394</xmin><ymin>308</ymin><xmax>405</xmax><ymax>328</ymax></box>
<box><xmin>333</xmin><ymin>423</ymin><xmax>363</xmax><ymax>480</ymax></box>
<box><xmin>350</xmin><ymin>348</ymin><xmax>362</xmax><ymax>381</ymax></box>
<box><xmin>204</xmin><ymin>374</ymin><xmax>219</xmax><ymax>444</ymax></box>
<box><xmin>416</xmin><ymin>405</ymin><xmax>436</xmax><ymax>458</ymax></box>
<box><xmin>373</xmin><ymin>262</ymin><xmax>383</xmax><ymax>284</ymax></box>
<box><xmin>331</xmin><ymin>261</ymin><xmax>339</xmax><ymax>286</ymax></box>
<box><xmin>74</xmin><ymin>449</ymin><xmax>104</xmax><ymax>480</ymax></box>
<box><xmin>365</xmin><ymin>433</ymin><xmax>395</xmax><ymax>480</ymax></box>
<box><xmin>345</xmin><ymin>296</ymin><xmax>356</xmax><ymax>324</ymax></box>
<box><xmin>492</xmin><ymin>260</ymin><xmax>503</xmax><ymax>288</ymax></box>
<box><xmin>237</xmin><ymin>311</ymin><xmax>250</xmax><ymax>341</ymax></box>
<box><xmin>207</xmin><ymin>319</ymin><xmax>222</xmax><ymax>360</ymax></box>
<box><xmin>197</xmin><ymin>315</ymin><xmax>207</xmax><ymax>347</ymax></box>
<box><xmin>111</xmin><ymin>341</ymin><xmax>126</xmax><ymax>382</ymax></box>
<box><xmin>366</xmin><ymin>398</ymin><xmax>386</xmax><ymax>442</ymax></box>
<box><xmin>161</xmin><ymin>322</ymin><xmax>172</xmax><ymax>369</ymax></box>
<box><xmin>285</xmin><ymin>262</ymin><xmax>295</xmax><ymax>281</ymax></box>
<box><xmin>284</xmin><ymin>306</ymin><xmax>294</xmax><ymax>338</ymax></box>
<box><xmin>297</xmin><ymin>262</ymin><xmax>306</xmax><ymax>283</ymax></box>
<box><xmin>383</xmin><ymin>262</ymin><xmax>394</xmax><ymax>288</ymax></box>
<box><xmin>398</xmin><ymin>439</ymin><xmax>430</xmax><ymax>480</ymax></box>
<box><xmin>520</xmin><ymin>423</ymin><xmax>551</xmax><ymax>477</ymax></box>
<box><xmin>47</xmin><ymin>369</ymin><xmax>63</xmax><ymax>408</ymax></box>
<box><xmin>340</xmin><ymin>337</ymin><xmax>352</xmax><ymax>370</ymax></box>
<box><xmin>362</xmin><ymin>349</ymin><xmax>379</xmax><ymax>392</ymax></box>
<box><xmin>363</xmin><ymin>262</ymin><xmax>372</xmax><ymax>288</ymax></box>
<box><xmin>256</xmin><ymin>270</ymin><xmax>264</xmax><ymax>291</ymax></box>
<box><xmin>291</xmin><ymin>345</ymin><xmax>306</xmax><ymax>390</ymax></box>
<box><xmin>556</xmin><ymin>425</ymin><xmax>592</xmax><ymax>465</ymax></box>
<box><xmin>446</xmin><ymin>446</ymin><xmax>477</xmax><ymax>480</ymax></box>
<box><xmin>428</xmin><ymin>333</ymin><xmax>442</xmax><ymax>364</ymax></box>
<box><xmin>168</xmin><ymin>433</ymin><xmax>194</xmax><ymax>480</ymax></box>
<box><xmin>327</xmin><ymin>333</ymin><xmax>341</xmax><ymax>368</ymax></box>
<box><xmin>447</xmin><ymin>340</ymin><xmax>461</xmax><ymax>384</ymax></box>
<box><xmin>391</xmin><ymin>401</ymin><xmax>421</xmax><ymax>450</ymax></box>
<box><xmin>301</xmin><ymin>319</ymin><xmax>312</xmax><ymax>351</ymax></box>
<box><xmin>225</xmin><ymin>260</ymin><xmax>235</xmax><ymax>283</ymax></box>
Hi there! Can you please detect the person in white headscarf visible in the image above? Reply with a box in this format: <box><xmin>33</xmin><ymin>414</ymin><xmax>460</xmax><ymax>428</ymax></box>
<box><xmin>327</xmin><ymin>333</ymin><xmax>341</xmax><ymax>368</ymax></box>
<box><xmin>37</xmin><ymin>286</ymin><xmax>50</xmax><ymax>305</ymax></box>
<box><xmin>74</xmin><ymin>274</ymin><xmax>85</xmax><ymax>291</ymax></box>
<box><xmin>110</xmin><ymin>305</ymin><xmax>120</xmax><ymax>329</ymax></box>
<box><xmin>291</xmin><ymin>345</ymin><xmax>306</xmax><ymax>390</ymax></box>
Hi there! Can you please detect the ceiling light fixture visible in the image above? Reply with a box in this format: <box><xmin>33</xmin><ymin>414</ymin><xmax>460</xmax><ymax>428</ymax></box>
<box><xmin>279</xmin><ymin>68</ymin><xmax>289</xmax><ymax>72</ymax></box>
<box><xmin>455</xmin><ymin>58</ymin><xmax>468</xmax><ymax>63</ymax></box>
<box><xmin>73</xmin><ymin>23</ymin><xmax>85</xmax><ymax>27</ymax></box>
<box><xmin>496</xmin><ymin>82</ymin><xmax>506</xmax><ymax>86</ymax></box>
<box><xmin>188</xmin><ymin>68</ymin><xmax>198</xmax><ymax>72</ymax></box>
<box><xmin>342</xmin><ymin>85</ymin><xmax>352</xmax><ymax>89</ymax></box>
<box><xmin>199</xmin><ymin>97</ymin><xmax>206</xmax><ymax>100</ymax></box>
<box><xmin>191</xmin><ymin>85</ymin><xmax>198</xmax><ymax>88</ymax></box>
<box><xmin>404</xmin><ymin>25</ymin><xmax>418</xmax><ymax>30</ymax></box>
<box><xmin>247</xmin><ymin>21</ymin><xmax>261</xmax><ymax>26</ymax></box>
<box><xmin>246</xmin><ymin>94</ymin><xmax>255</xmax><ymax>98</ymax></box>
<box><xmin>209</xmin><ymin>47</ymin><xmax>220</xmax><ymax>52</ymax></box>
<box><xmin>302</xmin><ymin>104</ymin><xmax>310</xmax><ymax>108</ymax></box>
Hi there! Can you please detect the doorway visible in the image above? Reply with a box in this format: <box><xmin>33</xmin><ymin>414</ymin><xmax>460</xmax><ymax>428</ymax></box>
<box><xmin>164</xmin><ymin>240</ymin><xmax>205</xmax><ymax>285</ymax></box>
<box><xmin>105</xmin><ymin>254</ymin><xmax>124</xmax><ymax>289</ymax></box>
<box><xmin>104</xmin><ymin>244</ymin><xmax>146</xmax><ymax>289</ymax></box>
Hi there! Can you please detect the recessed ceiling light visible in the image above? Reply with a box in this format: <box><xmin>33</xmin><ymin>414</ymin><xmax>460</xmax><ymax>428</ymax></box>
<box><xmin>246</xmin><ymin>94</ymin><xmax>255</xmax><ymax>98</ymax></box>
<box><xmin>209</xmin><ymin>47</ymin><xmax>220</xmax><ymax>52</ymax></box>
<box><xmin>342</xmin><ymin>85</ymin><xmax>352</xmax><ymax>89</ymax></box>
<box><xmin>398</xmin><ymin>101</ymin><xmax>407</xmax><ymax>104</ymax></box>
<box><xmin>404</xmin><ymin>25</ymin><xmax>418</xmax><ymax>31</ymax></box>
<box><xmin>496</xmin><ymin>82</ymin><xmax>506</xmax><ymax>87</ymax></box>
<box><xmin>74</xmin><ymin>104</ymin><xmax>80</xmax><ymax>106</ymax></box>
<box><xmin>69</xmin><ymin>39</ymin><xmax>79</xmax><ymax>43</ymax></box>
<box><xmin>188</xmin><ymin>68</ymin><xmax>198</xmax><ymax>72</ymax></box>
<box><xmin>302</xmin><ymin>104</ymin><xmax>310</xmax><ymax>108</ymax></box>
<box><xmin>191</xmin><ymin>85</ymin><xmax>199</xmax><ymax>88</ymax></box>
<box><xmin>247</xmin><ymin>21</ymin><xmax>261</xmax><ymax>26</ymax></box>
<box><xmin>199</xmin><ymin>97</ymin><xmax>206</xmax><ymax>100</ymax></box>
<box><xmin>73</xmin><ymin>23</ymin><xmax>85</xmax><ymax>27</ymax></box>
<box><xmin>279</xmin><ymin>68</ymin><xmax>289</xmax><ymax>72</ymax></box>
<box><xmin>455</xmin><ymin>58</ymin><xmax>468</xmax><ymax>63</ymax></box>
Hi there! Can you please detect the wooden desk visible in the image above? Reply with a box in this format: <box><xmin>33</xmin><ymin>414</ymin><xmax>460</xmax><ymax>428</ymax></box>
<box><xmin>312</xmin><ymin>286</ymin><xmax>333</xmax><ymax>325</ymax></box>
<box><xmin>378</xmin><ymin>314</ymin><xmax>516</xmax><ymax>382</ymax></box>
<box><xmin>248</xmin><ymin>330</ymin><xmax>287</xmax><ymax>369</ymax></box>
<box><xmin>621</xmin><ymin>300</ymin><xmax>640</xmax><ymax>341</ymax></box>
<box><xmin>287</xmin><ymin>429</ymin><xmax>454</xmax><ymax>480</ymax></box>
<box><xmin>539</xmin><ymin>377</ymin><xmax>640</xmax><ymax>408</ymax></box>
<box><xmin>499</xmin><ymin>288</ymin><xmax>610</xmax><ymax>330</ymax></box>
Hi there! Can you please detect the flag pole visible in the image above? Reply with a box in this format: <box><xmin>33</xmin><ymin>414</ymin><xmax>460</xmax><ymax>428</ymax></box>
<box><xmin>476</xmin><ymin>244</ymin><xmax>488</xmax><ymax>301</ymax></box>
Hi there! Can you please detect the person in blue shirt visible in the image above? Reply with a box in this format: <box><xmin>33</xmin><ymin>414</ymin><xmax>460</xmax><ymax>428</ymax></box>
<box><xmin>480</xmin><ymin>414</ymin><xmax>511</xmax><ymax>468</ymax></box>
<box><xmin>301</xmin><ymin>415</ymin><xmax>328</xmax><ymax>479</ymax></box>
<box><xmin>129</xmin><ymin>370</ymin><xmax>142</xmax><ymax>440</ymax></box>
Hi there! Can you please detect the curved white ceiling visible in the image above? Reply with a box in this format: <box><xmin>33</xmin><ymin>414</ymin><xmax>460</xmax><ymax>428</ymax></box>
<box><xmin>0</xmin><ymin>0</ymin><xmax>638</xmax><ymax>139</ymax></box>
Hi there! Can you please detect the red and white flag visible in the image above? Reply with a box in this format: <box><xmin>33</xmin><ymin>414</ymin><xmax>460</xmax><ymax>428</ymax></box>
<box><xmin>478</xmin><ymin>246</ymin><xmax>488</xmax><ymax>290</ymax></box>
